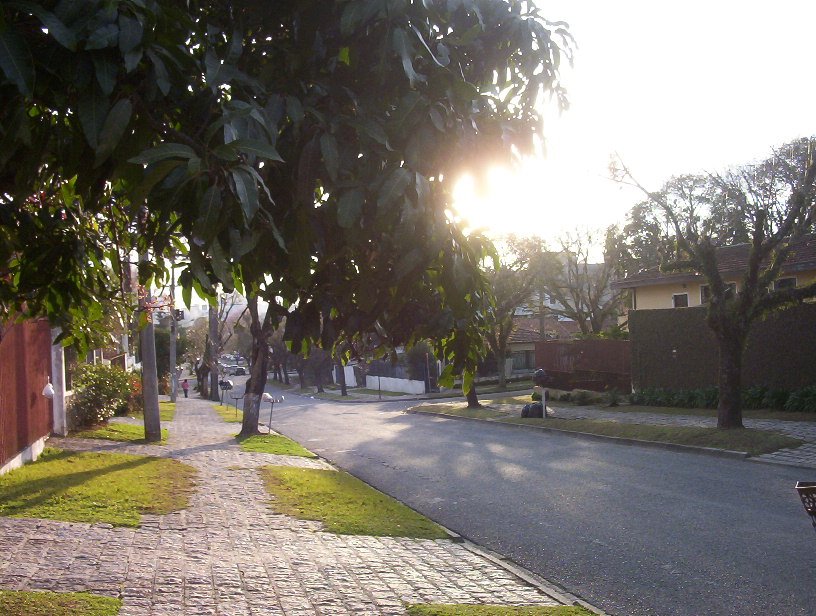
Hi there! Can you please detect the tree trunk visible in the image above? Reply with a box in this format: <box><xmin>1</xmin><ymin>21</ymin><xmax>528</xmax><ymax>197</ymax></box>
<box><xmin>207</xmin><ymin>305</ymin><xmax>220</xmax><ymax>401</ymax></box>
<box><xmin>239</xmin><ymin>297</ymin><xmax>273</xmax><ymax>437</ymax></box>
<box><xmin>297</xmin><ymin>367</ymin><xmax>305</xmax><ymax>389</ymax></box>
<box><xmin>282</xmin><ymin>357</ymin><xmax>290</xmax><ymax>384</ymax></box>
<box><xmin>466</xmin><ymin>384</ymin><xmax>481</xmax><ymax>408</ymax></box>
<box><xmin>139</xmin><ymin>302</ymin><xmax>162</xmax><ymax>442</ymax></box>
<box><xmin>716</xmin><ymin>335</ymin><xmax>745</xmax><ymax>429</ymax></box>
<box><xmin>336</xmin><ymin>357</ymin><xmax>348</xmax><ymax>396</ymax></box>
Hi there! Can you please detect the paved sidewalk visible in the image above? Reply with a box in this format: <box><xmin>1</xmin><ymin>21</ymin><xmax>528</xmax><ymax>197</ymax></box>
<box><xmin>538</xmin><ymin>404</ymin><xmax>816</xmax><ymax>469</ymax></box>
<box><xmin>0</xmin><ymin>396</ymin><xmax>573</xmax><ymax>615</ymax></box>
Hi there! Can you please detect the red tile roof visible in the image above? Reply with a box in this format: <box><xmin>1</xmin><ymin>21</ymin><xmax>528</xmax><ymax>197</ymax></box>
<box><xmin>612</xmin><ymin>234</ymin><xmax>816</xmax><ymax>289</ymax></box>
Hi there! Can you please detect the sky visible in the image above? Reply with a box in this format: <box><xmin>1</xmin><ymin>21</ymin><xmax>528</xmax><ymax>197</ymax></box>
<box><xmin>452</xmin><ymin>1</ymin><xmax>816</xmax><ymax>241</ymax></box>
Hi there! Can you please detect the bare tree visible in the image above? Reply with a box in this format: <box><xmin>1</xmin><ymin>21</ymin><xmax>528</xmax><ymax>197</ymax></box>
<box><xmin>529</xmin><ymin>229</ymin><xmax>623</xmax><ymax>335</ymax></box>
<box><xmin>613</xmin><ymin>137</ymin><xmax>816</xmax><ymax>428</ymax></box>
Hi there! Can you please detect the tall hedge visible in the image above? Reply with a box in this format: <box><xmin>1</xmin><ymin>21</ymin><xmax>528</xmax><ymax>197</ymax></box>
<box><xmin>630</xmin><ymin>304</ymin><xmax>816</xmax><ymax>390</ymax></box>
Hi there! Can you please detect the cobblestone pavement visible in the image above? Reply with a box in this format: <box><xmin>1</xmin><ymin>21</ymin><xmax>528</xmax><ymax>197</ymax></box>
<box><xmin>539</xmin><ymin>404</ymin><xmax>816</xmax><ymax>468</ymax></box>
<box><xmin>0</xmin><ymin>396</ymin><xmax>568</xmax><ymax>615</ymax></box>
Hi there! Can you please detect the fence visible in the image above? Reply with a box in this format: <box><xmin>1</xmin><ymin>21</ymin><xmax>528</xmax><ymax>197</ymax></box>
<box><xmin>535</xmin><ymin>339</ymin><xmax>631</xmax><ymax>392</ymax></box>
<box><xmin>0</xmin><ymin>320</ymin><xmax>53</xmax><ymax>470</ymax></box>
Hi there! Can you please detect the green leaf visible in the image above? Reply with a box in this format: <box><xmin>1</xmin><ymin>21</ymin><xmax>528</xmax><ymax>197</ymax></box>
<box><xmin>129</xmin><ymin>143</ymin><xmax>197</xmax><ymax>165</ymax></box>
<box><xmin>92</xmin><ymin>55</ymin><xmax>117</xmax><ymax>95</ymax></box>
<box><xmin>85</xmin><ymin>24</ymin><xmax>119</xmax><ymax>50</ymax></box>
<box><xmin>118</xmin><ymin>14</ymin><xmax>143</xmax><ymax>54</ymax></box>
<box><xmin>229</xmin><ymin>139</ymin><xmax>284</xmax><ymax>162</ymax></box>
<box><xmin>146</xmin><ymin>49</ymin><xmax>170</xmax><ymax>96</ymax></box>
<box><xmin>94</xmin><ymin>98</ymin><xmax>132</xmax><ymax>167</ymax></box>
<box><xmin>377</xmin><ymin>168</ymin><xmax>412</xmax><ymax>208</ymax></box>
<box><xmin>320</xmin><ymin>133</ymin><xmax>339</xmax><ymax>181</ymax></box>
<box><xmin>77</xmin><ymin>85</ymin><xmax>108</xmax><ymax>149</ymax></box>
<box><xmin>338</xmin><ymin>189</ymin><xmax>364</xmax><ymax>228</ymax></box>
<box><xmin>209</xmin><ymin>239</ymin><xmax>232</xmax><ymax>287</ymax></box>
<box><xmin>11</xmin><ymin>1</ymin><xmax>78</xmax><ymax>51</ymax></box>
<box><xmin>193</xmin><ymin>185</ymin><xmax>222</xmax><ymax>245</ymax></box>
<box><xmin>286</xmin><ymin>96</ymin><xmax>304</xmax><ymax>126</ymax></box>
<box><xmin>231</xmin><ymin>167</ymin><xmax>259</xmax><ymax>221</ymax></box>
<box><xmin>392</xmin><ymin>28</ymin><xmax>425</xmax><ymax>86</ymax></box>
<box><xmin>462</xmin><ymin>369</ymin><xmax>474</xmax><ymax>394</ymax></box>
<box><xmin>0</xmin><ymin>25</ymin><xmax>33</xmax><ymax>96</ymax></box>
<box><xmin>438</xmin><ymin>364</ymin><xmax>455</xmax><ymax>389</ymax></box>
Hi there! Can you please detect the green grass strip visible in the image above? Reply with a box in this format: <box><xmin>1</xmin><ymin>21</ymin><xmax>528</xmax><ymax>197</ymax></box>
<box><xmin>260</xmin><ymin>466</ymin><xmax>448</xmax><ymax>538</ymax></box>
<box><xmin>0</xmin><ymin>448</ymin><xmax>196</xmax><ymax>527</ymax></box>
<box><xmin>237</xmin><ymin>434</ymin><xmax>317</xmax><ymax>457</ymax></box>
<box><xmin>406</xmin><ymin>605</ymin><xmax>594</xmax><ymax>616</ymax></box>
<box><xmin>128</xmin><ymin>401</ymin><xmax>175</xmax><ymax>422</ymax></box>
<box><xmin>500</xmin><ymin>417</ymin><xmax>803</xmax><ymax>456</ymax></box>
<box><xmin>0</xmin><ymin>590</ymin><xmax>121</xmax><ymax>616</ymax></box>
<box><xmin>214</xmin><ymin>403</ymin><xmax>243</xmax><ymax>423</ymax></box>
<box><xmin>72</xmin><ymin>423</ymin><xmax>168</xmax><ymax>444</ymax></box>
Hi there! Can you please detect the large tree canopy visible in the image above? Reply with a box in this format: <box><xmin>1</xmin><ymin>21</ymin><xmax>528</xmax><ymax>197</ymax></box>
<box><xmin>1</xmin><ymin>1</ymin><xmax>573</xmax><ymax>372</ymax></box>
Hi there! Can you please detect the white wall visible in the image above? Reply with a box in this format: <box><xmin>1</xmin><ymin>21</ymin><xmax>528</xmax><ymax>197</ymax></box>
<box><xmin>365</xmin><ymin>375</ymin><xmax>425</xmax><ymax>394</ymax></box>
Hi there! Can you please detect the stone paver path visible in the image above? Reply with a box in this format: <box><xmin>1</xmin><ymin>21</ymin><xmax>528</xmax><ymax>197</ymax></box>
<box><xmin>537</xmin><ymin>404</ymin><xmax>816</xmax><ymax>468</ymax></box>
<box><xmin>0</xmin><ymin>396</ymin><xmax>567</xmax><ymax>615</ymax></box>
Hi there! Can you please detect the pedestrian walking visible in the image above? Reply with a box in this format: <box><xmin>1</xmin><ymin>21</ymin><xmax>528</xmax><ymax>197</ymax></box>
<box><xmin>182</xmin><ymin>379</ymin><xmax>189</xmax><ymax>398</ymax></box>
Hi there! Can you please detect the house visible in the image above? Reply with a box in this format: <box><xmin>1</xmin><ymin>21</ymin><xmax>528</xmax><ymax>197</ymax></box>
<box><xmin>508</xmin><ymin>315</ymin><xmax>580</xmax><ymax>372</ymax></box>
<box><xmin>611</xmin><ymin>235</ymin><xmax>816</xmax><ymax>315</ymax></box>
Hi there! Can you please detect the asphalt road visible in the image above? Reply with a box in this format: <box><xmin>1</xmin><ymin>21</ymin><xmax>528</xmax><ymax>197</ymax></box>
<box><xmin>265</xmin><ymin>391</ymin><xmax>816</xmax><ymax>616</ymax></box>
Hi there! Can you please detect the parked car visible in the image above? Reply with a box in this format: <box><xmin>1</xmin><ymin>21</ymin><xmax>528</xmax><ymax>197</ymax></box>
<box><xmin>225</xmin><ymin>365</ymin><xmax>246</xmax><ymax>376</ymax></box>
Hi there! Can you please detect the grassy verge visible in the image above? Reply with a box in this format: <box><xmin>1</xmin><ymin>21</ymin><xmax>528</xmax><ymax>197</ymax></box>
<box><xmin>0</xmin><ymin>448</ymin><xmax>196</xmax><ymax>527</ymax></box>
<box><xmin>214</xmin><ymin>403</ymin><xmax>243</xmax><ymax>422</ymax></box>
<box><xmin>500</xmin><ymin>417</ymin><xmax>803</xmax><ymax>455</ymax></box>
<box><xmin>260</xmin><ymin>466</ymin><xmax>448</xmax><ymax>538</ymax></box>
<box><xmin>72</xmin><ymin>423</ymin><xmax>168</xmax><ymax>444</ymax></box>
<box><xmin>413</xmin><ymin>403</ymin><xmax>509</xmax><ymax>420</ymax></box>
<box><xmin>406</xmin><ymin>605</ymin><xmax>594</xmax><ymax>616</ymax></box>
<box><xmin>600</xmin><ymin>404</ymin><xmax>816</xmax><ymax>423</ymax></box>
<box><xmin>129</xmin><ymin>400</ymin><xmax>176</xmax><ymax>422</ymax></box>
<box><xmin>237</xmin><ymin>434</ymin><xmax>317</xmax><ymax>457</ymax></box>
<box><xmin>0</xmin><ymin>590</ymin><xmax>121</xmax><ymax>616</ymax></box>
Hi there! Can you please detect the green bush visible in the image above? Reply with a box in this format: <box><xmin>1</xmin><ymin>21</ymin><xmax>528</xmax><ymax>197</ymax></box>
<box><xmin>784</xmin><ymin>386</ymin><xmax>816</xmax><ymax>412</ymax></box>
<box><xmin>606</xmin><ymin>388</ymin><xmax>621</xmax><ymax>407</ymax></box>
<box><xmin>69</xmin><ymin>364</ymin><xmax>137</xmax><ymax>429</ymax></box>
<box><xmin>762</xmin><ymin>389</ymin><xmax>789</xmax><ymax>410</ymax></box>
<box><xmin>531</xmin><ymin>391</ymin><xmax>542</xmax><ymax>402</ymax></box>
<box><xmin>741</xmin><ymin>386</ymin><xmax>768</xmax><ymax>410</ymax></box>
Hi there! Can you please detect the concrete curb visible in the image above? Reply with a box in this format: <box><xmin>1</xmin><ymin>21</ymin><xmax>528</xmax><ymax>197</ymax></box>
<box><xmin>406</xmin><ymin>408</ymin><xmax>751</xmax><ymax>461</ymax></box>
<box><xmin>456</xmin><ymin>538</ymin><xmax>611</xmax><ymax>615</ymax></box>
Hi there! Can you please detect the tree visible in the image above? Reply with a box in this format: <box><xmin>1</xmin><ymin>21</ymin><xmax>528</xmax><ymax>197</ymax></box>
<box><xmin>482</xmin><ymin>239</ymin><xmax>537</xmax><ymax>389</ymax></box>
<box><xmin>2</xmin><ymin>2</ymin><xmax>573</xmax><ymax>429</ymax></box>
<box><xmin>613</xmin><ymin>137</ymin><xmax>816</xmax><ymax>428</ymax></box>
<box><xmin>527</xmin><ymin>230</ymin><xmax>623</xmax><ymax>335</ymax></box>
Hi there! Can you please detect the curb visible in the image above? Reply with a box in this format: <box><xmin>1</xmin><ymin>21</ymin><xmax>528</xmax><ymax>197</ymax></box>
<box><xmin>456</xmin><ymin>538</ymin><xmax>611</xmax><ymax>616</ymax></box>
<box><xmin>405</xmin><ymin>408</ymin><xmax>751</xmax><ymax>461</ymax></box>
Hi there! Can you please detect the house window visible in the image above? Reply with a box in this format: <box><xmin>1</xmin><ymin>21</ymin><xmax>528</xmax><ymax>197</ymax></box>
<box><xmin>774</xmin><ymin>277</ymin><xmax>796</xmax><ymax>290</ymax></box>
<box><xmin>700</xmin><ymin>283</ymin><xmax>736</xmax><ymax>303</ymax></box>
<box><xmin>672</xmin><ymin>293</ymin><xmax>689</xmax><ymax>308</ymax></box>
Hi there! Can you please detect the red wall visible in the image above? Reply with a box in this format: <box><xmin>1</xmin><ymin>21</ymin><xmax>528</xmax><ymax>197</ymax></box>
<box><xmin>0</xmin><ymin>320</ymin><xmax>52</xmax><ymax>467</ymax></box>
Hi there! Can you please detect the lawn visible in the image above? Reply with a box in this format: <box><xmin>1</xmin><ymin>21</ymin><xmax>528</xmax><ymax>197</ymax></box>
<box><xmin>500</xmin><ymin>417</ymin><xmax>804</xmax><ymax>456</ymax></box>
<box><xmin>260</xmin><ymin>466</ymin><xmax>448</xmax><ymax>538</ymax></box>
<box><xmin>72</xmin><ymin>422</ymin><xmax>168</xmax><ymax>444</ymax></box>
<box><xmin>129</xmin><ymin>400</ymin><xmax>176</xmax><ymax>422</ymax></box>
<box><xmin>411</xmin><ymin>401</ymin><xmax>804</xmax><ymax>456</ymax></box>
<box><xmin>214</xmin><ymin>403</ymin><xmax>243</xmax><ymax>423</ymax></box>
<box><xmin>406</xmin><ymin>606</ymin><xmax>593</xmax><ymax>616</ymax></box>
<box><xmin>0</xmin><ymin>448</ymin><xmax>196</xmax><ymax>527</ymax></box>
<box><xmin>0</xmin><ymin>590</ymin><xmax>121</xmax><ymax>616</ymax></box>
<box><xmin>237</xmin><ymin>433</ymin><xmax>317</xmax><ymax>457</ymax></box>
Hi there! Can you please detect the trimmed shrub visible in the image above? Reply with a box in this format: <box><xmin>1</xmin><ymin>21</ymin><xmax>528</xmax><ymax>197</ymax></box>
<box><xmin>69</xmin><ymin>364</ymin><xmax>137</xmax><ymax>429</ymax></box>
<box><xmin>784</xmin><ymin>386</ymin><xmax>816</xmax><ymax>412</ymax></box>
<box><xmin>606</xmin><ymin>388</ymin><xmax>621</xmax><ymax>407</ymax></box>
